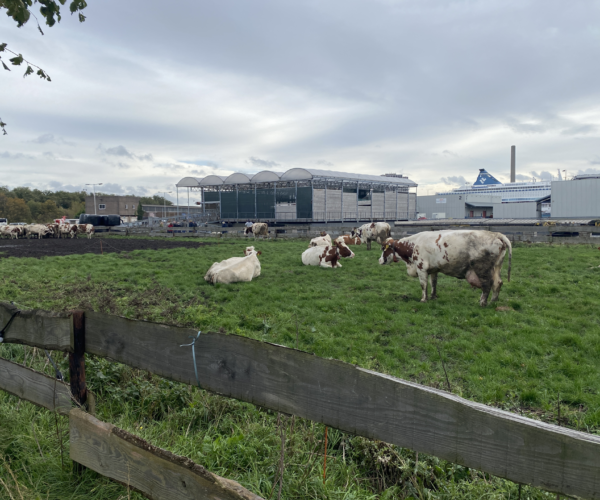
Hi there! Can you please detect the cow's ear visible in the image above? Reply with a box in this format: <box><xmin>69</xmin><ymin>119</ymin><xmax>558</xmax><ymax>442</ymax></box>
<box><xmin>257</xmin><ymin>251</ymin><xmax>262</xmax><ymax>255</ymax></box>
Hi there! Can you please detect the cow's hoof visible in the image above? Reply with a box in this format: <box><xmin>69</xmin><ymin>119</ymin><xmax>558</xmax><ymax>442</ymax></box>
<box><xmin>431</xmin><ymin>295</ymin><xmax>438</xmax><ymax>300</ymax></box>
<box><xmin>420</xmin><ymin>298</ymin><xmax>428</xmax><ymax>303</ymax></box>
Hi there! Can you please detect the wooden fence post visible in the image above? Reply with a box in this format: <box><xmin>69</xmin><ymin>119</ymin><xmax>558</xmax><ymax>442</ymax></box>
<box><xmin>69</xmin><ymin>310</ymin><xmax>87</xmax><ymax>474</ymax></box>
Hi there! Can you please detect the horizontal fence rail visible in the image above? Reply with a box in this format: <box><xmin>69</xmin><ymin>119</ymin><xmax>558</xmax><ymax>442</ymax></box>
<box><xmin>2</xmin><ymin>302</ymin><xmax>600</xmax><ymax>499</ymax></box>
<box><xmin>70</xmin><ymin>409</ymin><xmax>263</xmax><ymax>500</ymax></box>
<box><xmin>0</xmin><ymin>356</ymin><xmax>71</xmax><ymax>415</ymax></box>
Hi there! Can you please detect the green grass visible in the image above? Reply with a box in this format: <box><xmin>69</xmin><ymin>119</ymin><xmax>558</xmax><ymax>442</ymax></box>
<box><xmin>1</xmin><ymin>236</ymin><xmax>598</xmax><ymax>499</ymax></box>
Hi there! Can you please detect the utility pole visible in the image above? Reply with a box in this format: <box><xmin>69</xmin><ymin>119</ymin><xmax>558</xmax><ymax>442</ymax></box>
<box><xmin>85</xmin><ymin>183</ymin><xmax>103</xmax><ymax>215</ymax></box>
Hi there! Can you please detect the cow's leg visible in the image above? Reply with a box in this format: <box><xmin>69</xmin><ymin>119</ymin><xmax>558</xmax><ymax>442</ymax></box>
<box><xmin>418</xmin><ymin>271</ymin><xmax>429</xmax><ymax>302</ymax></box>
<box><xmin>490</xmin><ymin>267</ymin><xmax>503</xmax><ymax>302</ymax></box>
<box><xmin>367</xmin><ymin>238</ymin><xmax>372</xmax><ymax>250</ymax></box>
<box><xmin>429</xmin><ymin>273</ymin><xmax>439</xmax><ymax>299</ymax></box>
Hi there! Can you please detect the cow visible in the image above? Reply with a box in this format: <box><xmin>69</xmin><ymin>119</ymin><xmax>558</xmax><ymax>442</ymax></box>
<box><xmin>244</xmin><ymin>222</ymin><xmax>268</xmax><ymax>239</ymax></box>
<box><xmin>58</xmin><ymin>224</ymin><xmax>77</xmax><ymax>239</ymax></box>
<box><xmin>379</xmin><ymin>230</ymin><xmax>512</xmax><ymax>307</ymax></box>
<box><xmin>26</xmin><ymin>224</ymin><xmax>53</xmax><ymax>239</ymax></box>
<box><xmin>204</xmin><ymin>246</ymin><xmax>262</xmax><ymax>284</ymax></box>
<box><xmin>1</xmin><ymin>226</ymin><xmax>22</xmax><ymax>239</ymax></box>
<box><xmin>45</xmin><ymin>223</ymin><xmax>59</xmax><ymax>238</ymax></box>
<box><xmin>335</xmin><ymin>234</ymin><xmax>361</xmax><ymax>246</ymax></box>
<box><xmin>309</xmin><ymin>234</ymin><xmax>332</xmax><ymax>247</ymax></box>
<box><xmin>351</xmin><ymin>222</ymin><xmax>391</xmax><ymax>250</ymax></box>
<box><xmin>302</xmin><ymin>240</ymin><xmax>355</xmax><ymax>268</ymax></box>
<box><xmin>77</xmin><ymin>224</ymin><xmax>95</xmax><ymax>239</ymax></box>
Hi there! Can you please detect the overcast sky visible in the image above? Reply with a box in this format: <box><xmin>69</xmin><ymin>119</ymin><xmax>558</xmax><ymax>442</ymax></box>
<box><xmin>2</xmin><ymin>0</ymin><xmax>600</xmax><ymax>201</ymax></box>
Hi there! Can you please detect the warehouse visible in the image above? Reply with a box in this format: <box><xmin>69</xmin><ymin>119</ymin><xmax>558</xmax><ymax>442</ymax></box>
<box><xmin>176</xmin><ymin>168</ymin><xmax>417</xmax><ymax>223</ymax></box>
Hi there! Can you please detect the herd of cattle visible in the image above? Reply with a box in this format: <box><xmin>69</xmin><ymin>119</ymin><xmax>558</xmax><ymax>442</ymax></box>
<box><xmin>208</xmin><ymin>221</ymin><xmax>513</xmax><ymax>307</ymax></box>
<box><xmin>0</xmin><ymin>223</ymin><xmax>95</xmax><ymax>239</ymax></box>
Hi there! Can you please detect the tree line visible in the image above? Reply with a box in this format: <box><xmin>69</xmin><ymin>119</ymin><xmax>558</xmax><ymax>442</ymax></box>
<box><xmin>0</xmin><ymin>187</ymin><xmax>173</xmax><ymax>223</ymax></box>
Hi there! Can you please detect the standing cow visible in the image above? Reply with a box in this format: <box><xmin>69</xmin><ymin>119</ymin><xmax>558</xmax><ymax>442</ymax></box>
<box><xmin>379</xmin><ymin>230</ymin><xmax>512</xmax><ymax>307</ymax></box>
<box><xmin>46</xmin><ymin>223</ymin><xmax>59</xmax><ymax>238</ymax></box>
<box><xmin>26</xmin><ymin>224</ymin><xmax>53</xmax><ymax>239</ymax></box>
<box><xmin>245</xmin><ymin>222</ymin><xmax>268</xmax><ymax>239</ymax></box>
<box><xmin>351</xmin><ymin>222</ymin><xmax>390</xmax><ymax>250</ymax></box>
<box><xmin>59</xmin><ymin>224</ymin><xmax>77</xmax><ymax>239</ymax></box>
<box><xmin>77</xmin><ymin>224</ymin><xmax>95</xmax><ymax>239</ymax></box>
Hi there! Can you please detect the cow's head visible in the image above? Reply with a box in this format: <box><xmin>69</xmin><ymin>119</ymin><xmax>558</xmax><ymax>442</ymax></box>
<box><xmin>379</xmin><ymin>239</ymin><xmax>400</xmax><ymax>265</ymax></box>
<box><xmin>244</xmin><ymin>227</ymin><xmax>252</xmax><ymax>235</ymax></box>
<box><xmin>244</xmin><ymin>246</ymin><xmax>256</xmax><ymax>256</ymax></box>
<box><xmin>335</xmin><ymin>240</ymin><xmax>354</xmax><ymax>259</ymax></box>
<box><xmin>320</xmin><ymin>231</ymin><xmax>327</xmax><ymax>237</ymax></box>
<box><xmin>323</xmin><ymin>246</ymin><xmax>339</xmax><ymax>268</ymax></box>
<box><xmin>350</xmin><ymin>227</ymin><xmax>358</xmax><ymax>238</ymax></box>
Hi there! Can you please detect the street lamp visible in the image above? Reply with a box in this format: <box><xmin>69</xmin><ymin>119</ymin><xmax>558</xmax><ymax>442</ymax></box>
<box><xmin>159</xmin><ymin>191</ymin><xmax>172</xmax><ymax>219</ymax></box>
<box><xmin>86</xmin><ymin>183</ymin><xmax>103</xmax><ymax>215</ymax></box>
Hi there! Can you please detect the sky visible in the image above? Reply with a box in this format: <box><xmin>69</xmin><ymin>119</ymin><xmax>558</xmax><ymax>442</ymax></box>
<box><xmin>1</xmin><ymin>0</ymin><xmax>600</xmax><ymax>202</ymax></box>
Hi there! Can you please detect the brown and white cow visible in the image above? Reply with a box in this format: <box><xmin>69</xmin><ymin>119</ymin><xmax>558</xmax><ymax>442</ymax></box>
<box><xmin>204</xmin><ymin>246</ymin><xmax>262</xmax><ymax>284</ymax></box>
<box><xmin>59</xmin><ymin>224</ymin><xmax>77</xmax><ymax>239</ymax></box>
<box><xmin>46</xmin><ymin>223</ymin><xmax>59</xmax><ymax>238</ymax></box>
<box><xmin>351</xmin><ymin>222</ymin><xmax>391</xmax><ymax>250</ymax></box>
<box><xmin>335</xmin><ymin>234</ymin><xmax>361</xmax><ymax>246</ymax></box>
<box><xmin>244</xmin><ymin>222</ymin><xmax>268</xmax><ymax>239</ymax></box>
<box><xmin>1</xmin><ymin>226</ymin><xmax>23</xmax><ymax>239</ymax></box>
<box><xmin>379</xmin><ymin>230</ymin><xmax>512</xmax><ymax>307</ymax></box>
<box><xmin>77</xmin><ymin>224</ymin><xmax>95</xmax><ymax>239</ymax></box>
<box><xmin>302</xmin><ymin>240</ymin><xmax>354</xmax><ymax>268</ymax></box>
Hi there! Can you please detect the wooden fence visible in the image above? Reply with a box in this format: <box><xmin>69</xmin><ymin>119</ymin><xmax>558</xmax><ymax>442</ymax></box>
<box><xmin>1</xmin><ymin>302</ymin><xmax>600</xmax><ymax>499</ymax></box>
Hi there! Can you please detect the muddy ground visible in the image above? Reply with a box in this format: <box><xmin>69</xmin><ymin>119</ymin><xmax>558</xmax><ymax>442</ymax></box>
<box><xmin>0</xmin><ymin>237</ymin><xmax>213</xmax><ymax>259</ymax></box>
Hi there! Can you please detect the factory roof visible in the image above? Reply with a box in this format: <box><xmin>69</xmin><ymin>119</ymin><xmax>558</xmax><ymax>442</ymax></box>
<box><xmin>176</xmin><ymin>168</ymin><xmax>417</xmax><ymax>188</ymax></box>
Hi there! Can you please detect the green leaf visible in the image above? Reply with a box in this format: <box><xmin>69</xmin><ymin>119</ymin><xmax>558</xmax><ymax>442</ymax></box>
<box><xmin>78</xmin><ymin>13</ymin><xmax>86</xmax><ymax>22</ymax></box>
<box><xmin>9</xmin><ymin>54</ymin><xmax>24</xmax><ymax>66</ymax></box>
<box><xmin>23</xmin><ymin>65</ymin><xmax>34</xmax><ymax>78</ymax></box>
<box><xmin>0</xmin><ymin>43</ymin><xmax>7</xmax><ymax>52</ymax></box>
<box><xmin>2</xmin><ymin>61</ymin><xmax>11</xmax><ymax>72</ymax></box>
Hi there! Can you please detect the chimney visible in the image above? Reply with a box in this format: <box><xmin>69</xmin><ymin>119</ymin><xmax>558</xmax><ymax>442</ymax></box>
<box><xmin>510</xmin><ymin>145</ymin><xmax>516</xmax><ymax>183</ymax></box>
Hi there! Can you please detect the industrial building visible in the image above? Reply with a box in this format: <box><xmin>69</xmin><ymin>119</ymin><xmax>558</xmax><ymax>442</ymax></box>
<box><xmin>85</xmin><ymin>195</ymin><xmax>140</xmax><ymax>223</ymax></box>
<box><xmin>176</xmin><ymin>168</ymin><xmax>417</xmax><ymax>223</ymax></box>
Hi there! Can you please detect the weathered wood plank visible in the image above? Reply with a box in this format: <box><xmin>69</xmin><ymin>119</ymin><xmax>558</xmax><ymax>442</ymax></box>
<box><xmin>69</xmin><ymin>409</ymin><xmax>263</xmax><ymax>500</ymax></box>
<box><xmin>0</xmin><ymin>301</ymin><xmax>72</xmax><ymax>351</ymax></box>
<box><xmin>85</xmin><ymin>312</ymin><xmax>600</xmax><ymax>499</ymax></box>
<box><xmin>0</xmin><ymin>356</ymin><xmax>71</xmax><ymax>415</ymax></box>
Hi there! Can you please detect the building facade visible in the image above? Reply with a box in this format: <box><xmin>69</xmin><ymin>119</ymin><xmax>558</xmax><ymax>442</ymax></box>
<box><xmin>85</xmin><ymin>195</ymin><xmax>140</xmax><ymax>223</ymax></box>
<box><xmin>176</xmin><ymin>168</ymin><xmax>418</xmax><ymax>223</ymax></box>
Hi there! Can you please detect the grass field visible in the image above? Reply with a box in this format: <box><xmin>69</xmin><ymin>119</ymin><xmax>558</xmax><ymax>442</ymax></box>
<box><xmin>1</xmin><ymin>236</ymin><xmax>599</xmax><ymax>499</ymax></box>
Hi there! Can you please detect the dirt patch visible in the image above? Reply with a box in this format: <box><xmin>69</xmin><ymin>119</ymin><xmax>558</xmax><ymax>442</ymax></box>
<box><xmin>0</xmin><ymin>237</ymin><xmax>214</xmax><ymax>259</ymax></box>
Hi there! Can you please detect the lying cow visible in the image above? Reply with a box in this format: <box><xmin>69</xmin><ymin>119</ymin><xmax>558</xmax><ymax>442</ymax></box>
<box><xmin>59</xmin><ymin>224</ymin><xmax>77</xmax><ymax>239</ymax></box>
<box><xmin>379</xmin><ymin>230</ymin><xmax>512</xmax><ymax>307</ymax></box>
<box><xmin>245</xmin><ymin>222</ymin><xmax>268</xmax><ymax>239</ymax></box>
<box><xmin>77</xmin><ymin>224</ymin><xmax>95</xmax><ymax>239</ymax></box>
<box><xmin>309</xmin><ymin>234</ymin><xmax>332</xmax><ymax>247</ymax></box>
<box><xmin>351</xmin><ymin>222</ymin><xmax>390</xmax><ymax>250</ymax></box>
<box><xmin>302</xmin><ymin>240</ymin><xmax>355</xmax><ymax>268</ymax></box>
<box><xmin>204</xmin><ymin>246</ymin><xmax>262</xmax><ymax>284</ymax></box>
<box><xmin>26</xmin><ymin>224</ymin><xmax>53</xmax><ymax>239</ymax></box>
<box><xmin>335</xmin><ymin>234</ymin><xmax>361</xmax><ymax>246</ymax></box>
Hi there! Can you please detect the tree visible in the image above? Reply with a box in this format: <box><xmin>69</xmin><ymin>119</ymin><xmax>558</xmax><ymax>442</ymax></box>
<box><xmin>6</xmin><ymin>198</ymin><xmax>32</xmax><ymax>222</ymax></box>
<box><xmin>137</xmin><ymin>200</ymin><xmax>145</xmax><ymax>220</ymax></box>
<box><xmin>1</xmin><ymin>0</ymin><xmax>89</xmax><ymax>134</ymax></box>
<box><xmin>140</xmin><ymin>195</ymin><xmax>174</xmax><ymax>206</ymax></box>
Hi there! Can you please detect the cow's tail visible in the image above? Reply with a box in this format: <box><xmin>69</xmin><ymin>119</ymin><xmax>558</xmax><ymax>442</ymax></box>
<box><xmin>500</xmin><ymin>234</ymin><xmax>512</xmax><ymax>282</ymax></box>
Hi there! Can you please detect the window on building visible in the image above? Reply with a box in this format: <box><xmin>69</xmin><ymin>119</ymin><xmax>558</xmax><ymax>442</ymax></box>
<box><xmin>125</xmin><ymin>204</ymin><xmax>128</xmax><ymax>209</ymax></box>
<box><xmin>99</xmin><ymin>204</ymin><xmax>106</xmax><ymax>210</ymax></box>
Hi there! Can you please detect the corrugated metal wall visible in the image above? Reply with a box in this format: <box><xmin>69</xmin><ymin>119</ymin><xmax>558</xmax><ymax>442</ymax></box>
<box><xmin>551</xmin><ymin>179</ymin><xmax>600</xmax><ymax>217</ymax></box>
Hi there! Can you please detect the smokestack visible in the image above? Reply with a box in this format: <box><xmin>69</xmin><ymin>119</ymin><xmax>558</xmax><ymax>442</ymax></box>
<box><xmin>510</xmin><ymin>145</ymin><xmax>516</xmax><ymax>183</ymax></box>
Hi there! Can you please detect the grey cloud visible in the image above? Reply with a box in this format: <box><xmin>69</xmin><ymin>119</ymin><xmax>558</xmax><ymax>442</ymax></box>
<box><xmin>190</xmin><ymin>169</ymin><xmax>208</xmax><ymax>176</ymax></box>
<box><xmin>442</xmin><ymin>150</ymin><xmax>459</xmax><ymax>157</ymax></box>
<box><xmin>137</xmin><ymin>153</ymin><xmax>154</xmax><ymax>162</ymax></box>
<box><xmin>178</xmin><ymin>159</ymin><xmax>219</xmax><ymax>168</ymax></box>
<box><xmin>506</xmin><ymin>119</ymin><xmax>548</xmax><ymax>135</ymax></box>
<box><xmin>0</xmin><ymin>151</ymin><xmax>35</xmax><ymax>160</ymax></box>
<box><xmin>529</xmin><ymin>171</ymin><xmax>554</xmax><ymax>181</ymax></box>
<box><xmin>590</xmin><ymin>156</ymin><xmax>600</xmax><ymax>165</ymax></box>
<box><xmin>98</xmin><ymin>144</ymin><xmax>154</xmax><ymax>162</ymax></box>
<box><xmin>106</xmin><ymin>145</ymin><xmax>135</xmax><ymax>159</ymax></box>
<box><xmin>561</xmin><ymin>124</ymin><xmax>597</xmax><ymax>136</ymax></box>
<box><xmin>117</xmin><ymin>162</ymin><xmax>132</xmax><ymax>170</ymax></box>
<box><xmin>315</xmin><ymin>160</ymin><xmax>334</xmax><ymax>167</ymax></box>
<box><xmin>30</xmin><ymin>133</ymin><xmax>76</xmax><ymax>146</ymax></box>
<box><xmin>441</xmin><ymin>176</ymin><xmax>466</xmax><ymax>185</ymax></box>
<box><xmin>43</xmin><ymin>152</ymin><xmax>57</xmax><ymax>160</ymax></box>
<box><xmin>246</xmin><ymin>156</ymin><xmax>280</xmax><ymax>168</ymax></box>
<box><xmin>577</xmin><ymin>167</ymin><xmax>600</xmax><ymax>175</ymax></box>
<box><xmin>47</xmin><ymin>181</ymin><xmax>86</xmax><ymax>192</ymax></box>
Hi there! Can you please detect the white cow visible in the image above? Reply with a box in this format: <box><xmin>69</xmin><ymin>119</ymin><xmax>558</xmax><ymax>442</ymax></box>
<box><xmin>0</xmin><ymin>226</ymin><xmax>22</xmax><ymax>239</ymax></box>
<box><xmin>309</xmin><ymin>234</ymin><xmax>332</xmax><ymax>247</ymax></box>
<box><xmin>204</xmin><ymin>246</ymin><xmax>262</xmax><ymax>284</ymax></box>
<box><xmin>379</xmin><ymin>230</ymin><xmax>512</xmax><ymax>307</ymax></box>
<box><xmin>26</xmin><ymin>224</ymin><xmax>53</xmax><ymax>239</ymax></box>
<box><xmin>302</xmin><ymin>240</ymin><xmax>355</xmax><ymax>268</ymax></box>
<box><xmin>351</xmin><ymin>222</ymin><xmax>391</xmax><ymax>250</ymax></box>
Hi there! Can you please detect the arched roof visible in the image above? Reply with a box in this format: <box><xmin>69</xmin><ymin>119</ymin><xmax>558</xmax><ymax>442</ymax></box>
<box><xmin>280</xmin><ymin>168</ymin><xmax>312</xmax><ymax>181</ymax></box>
<box><xmin>224</xmin><ymin>173</ymin><xmax>252</xmax><ymax>184</ymax></box>
<box><xmin>251</xmin><ymin>171</ymin><xmax>282</xmax><ymax>183</ymax></box>
<box><xmin>199</xmin><ymin>175</ymin><xmax>226</xmax><ymax>186</ymax></box>
<box><xmin>176</xmin><ymin>177</ymin><xmax>201</xmax><ymax>187</ymax></box>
